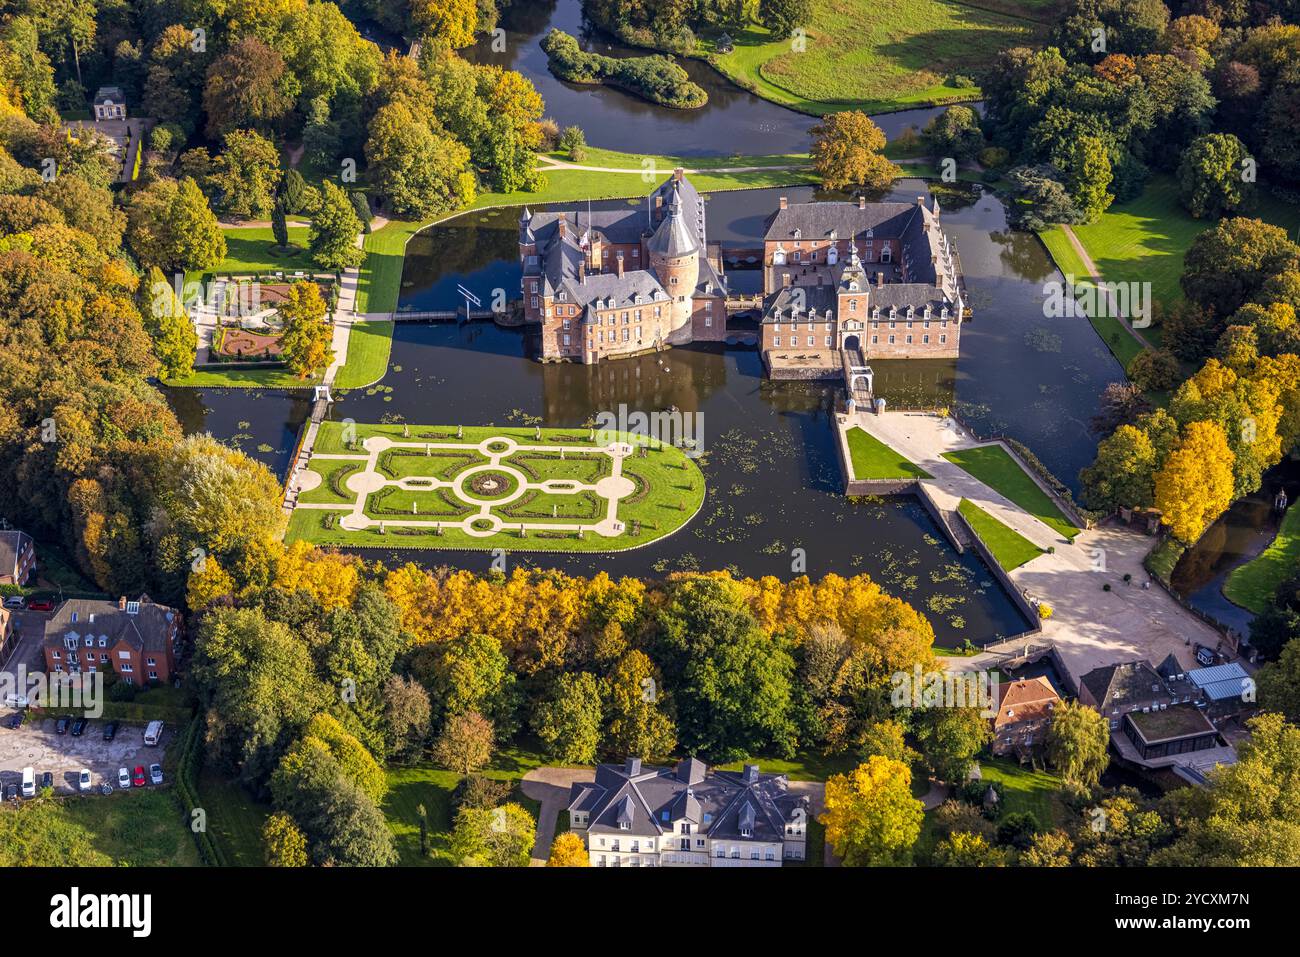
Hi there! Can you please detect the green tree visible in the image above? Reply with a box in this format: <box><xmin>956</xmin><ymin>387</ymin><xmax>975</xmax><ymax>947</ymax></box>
<box><xmin>933</xmin><ymin>831</ymin><xmax>1007</xmax><ymax>866</ymax></box>
<box><xmin>758</xmin><ymin>0</ymin><xmax>811</xmax><ymax>37</ymax></box>
<box><xmin>1255</xmin><ymin>638</ymin><xmax>1300</xmax><ymax>723</ymax></box>
<box><xmin>141</xmin><ymin>265</ymin><xmax>197</xmax><ymax>379</ymax></box>
<box><xmin>534</xmin><ymin>671</ymin><xmax>603</xmax><ymax>764</ymax></box>
<box><xmin>603</xmin><ymin>650</ymin><xmax>676</xmax><ymax>760</ymax></box>
<box><xmin>914</xmin><ymin>706</ymin><xmax>990</xmax><ymax>783</ymax></box>
<box><xmin>263</xmin><ymin>812</ymin><xmax>308</xmax><ymax>866</ymax></box>
<box><xmin>1081</xmin><ymin>423</ymin><xmax>1158</xmax><ymax>512</ymax></box>
<box><xmin>1178</xmin><ymin>133</ymin><xmax>1255</xmax><ymax>219</ymax></box>
<box><xmin>271</xmin><ymin>200</ymin><xmax>289</xmax><ymax>250</ymax></box>
<box><xmin>1044</xmin><ymin>699</ymin><xmax>1110</xmax><ymax>788</ymax></box>
<box><xmin>203</xmin><ymin>36</ymin><xmax>293</xmax><ymax>138</ymax></box>
<box><xmin>209</xmin><ymin>130</ymin><xmax>282</xmax><ymax>220</ymax></box>
<box><xmin>308</xmin><ymin>181</ymin><xmax>364</xmax><ymax>271</ymax></box>
<box><xmin>1064</xmin><ymin>134</ymin><xmax>1114</xmax><ymax>223</ymax></box>
<box><xmin>1182</xmin><ymin>217</ymin><xmax>1300</xmax><ymax>320</ymax></box>
<box><xmin>364</xmin><ymin>100</ymin><xmax>474</xmax><ymax>217</ymax></box>
<box><xmin>655</xmin><ymin>577</ymin><xmax>796</xmax><ymax>762</ymax></box>
<box><xmin>449</xmin><ymin>802</ymin><xmax>535</xmax><ymax>867</ymax></box>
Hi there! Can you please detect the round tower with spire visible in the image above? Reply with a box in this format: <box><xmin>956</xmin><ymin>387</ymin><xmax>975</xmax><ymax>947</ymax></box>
<box><xmin>645</xmin><ymin>186</ymin><xmax>700</xmax><ymax>341</ymax></box>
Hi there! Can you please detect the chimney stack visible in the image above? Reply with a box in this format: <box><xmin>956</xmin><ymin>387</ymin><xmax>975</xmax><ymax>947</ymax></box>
<box><xmin>616</xmin><ymin>251</ymin><xmax>624</xmax><ymax>278</ymax></box>
<box><xmin>742</xmin><ymin>764</ymin><xmax>759</xmax><ymax>784</ymax></box>
<box><xmin>625</xmin><ymin>757</ymin><xmax>642</xmax><ymax>776</ymax></box>
<box><xmin>578</xmin><ymin>258</ymin><xmax>585</xmax><ymax>284</ymax></box>
<box><xmin>673</xmin><ymin>167</ymin><xmax>684</xmax><ymax>183</ymax></box>
<box><xmin>779</xmin><ymin>196</ymin><xmax>787</xmax><ymax>210</ymax></box>
<box><xmin>876</xmin><ymin>272</ymin><xmax>885</xmax><ymax>287</ymax></box>
<box><xmin>118</xmin><ymin>596</ymin><xmax>126</xmax><ymax>611</ymax></box>
<box><xmin>557</xmin><ymin>218</ymin><xmax>567</xmax><ymax>240</ymax></box>
<box><xmin>858</xmin><ymin>196</ymin><xmax>866</xmax><ymax>210</ymax></box>
<box><xmin>916</xmin><ymin>196</ymin><xmax>925</xmax><ymax>207</ymax></box>
<box><xmin>782</xmin><ymin>272</ymin><xmax>792</xmax><ymax>288</ymax></box>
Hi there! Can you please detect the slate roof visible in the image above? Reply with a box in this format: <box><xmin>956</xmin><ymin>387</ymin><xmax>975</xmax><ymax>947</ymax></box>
<box><xmin>568</xmin><ymin>758</ymin><xmax>808</xmax><ymax>842</ymax></box>
<box><xmin>645</xmin><ymin>186</ymin><xmax>699</xmax><ymax>258</ymax></box>
<box><xmin>42</xmin><ymin>595</ymin><xmax>178</xmax><ymax>657</ymax></box>
<box><xmin>0</xmin><ymin>529</ymin><xmax>34</xmax><ymax>579</ymax></box>
<box><xmin>764</xmin><ymin>201</ymin><xmax>918</xmax><ymax>242</ymax></box>
<box><xmin>1081</xmin><ymin>660</ymin><xmax>1172</xmax><ymax>711</ymax></box>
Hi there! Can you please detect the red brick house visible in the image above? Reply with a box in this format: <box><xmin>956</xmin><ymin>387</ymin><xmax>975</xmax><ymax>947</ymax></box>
<box><xmin>990</xmin><ymin>677</ymin><xmax>1061</xmax><ymax>757</ymax></box>
<box><xmin>0</xmin><ymin>529</ymin><xmax>35</xmax><ymax>586</ymax></box>
<box><xmin>42</xmin><ymin>595</ymin><xmax>180</xmax><ymax>686</ymax></box>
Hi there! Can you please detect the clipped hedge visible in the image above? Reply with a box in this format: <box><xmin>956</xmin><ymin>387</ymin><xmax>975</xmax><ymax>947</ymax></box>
<box><xmin>174</xmin><ymin>716</ymin><xmax>226</xmax><ymax>866</ymax></box>
<box><xmin>541</xmin><ymin>29</ymin><xmax>707</xmax><ymax>110</ymax></box>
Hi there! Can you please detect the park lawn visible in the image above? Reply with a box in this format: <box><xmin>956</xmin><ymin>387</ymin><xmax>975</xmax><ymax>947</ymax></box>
<box><xmin>1038</xmin><ymin>225</ymin><xmax>1148</xmax><ymax>369</ymax></box>
<box><xmin>216</xmin><ymin>226</ymin><xmax>312</xmax><ymax>274</ymax></box>
<box><xmin>163</xmin><ymin>365</ymin><xmax>321</xmax><ymax>389</ymax></box>
<box><xmin>942</xmin><ymin>444</ymin><xmax>1080</xmax><ymax>541</ymax></box>
<box><xmin>706</xmin><ymin>0</ymin><xmax>1043</xmax><ymax>115</ymax></box>
<box><xmin>0</xmin><ymin>790</ymin><xmax>202</xmax><ymax>867</ymax></box>
<box><xmin>333</xmin><ymin>320</ymin><xmax>394</xmax><ymax>389</ymax></box>
<box><xmin>382</xmin><ymin>742</ymin><xmax>552</xmax><ymax>867</ymax></box>
<box><xmin>958</xmin><ymin>498</ymin><xmax>1045</xmax><ymax>571</ymax></box>
<box><xmin>297</xmin><ymin>457</ymin><xmax>362</xmax><ymax>506</ymax></box>
<box><xmin>845</xmin><ymin>426</ymin><xmax>932</xmax><ymax>480</ymax></box>
<box><xmin>1062</xmin><ymin>176</ymin><xmax>1300</xmax><ymax>312</ymax></box>
<box><xmin>1224</xmin><ymin>502</ymin><xmax>1300</xmax><ymax>614</ymax></box>
<box><xmin>979</xmin><ymin>757</ymin><xmax>1068</xmax><ymax>827</ymax></box>
<box><xmin>196</xmin><ymin>769</ymin><xmax>272</xmax><ymax>867</ymax></box>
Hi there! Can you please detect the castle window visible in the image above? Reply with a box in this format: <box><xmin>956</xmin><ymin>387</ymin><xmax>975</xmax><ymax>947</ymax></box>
<box><xmin>906</xmin><ymin>335</ymin><xmax>913</xmax><ymax>344</ymax></box>
<box><xmin>940</xmin><ymin>335</ymin><xmax>947</xmax><ymax>344</ymax></box>
<box><xmin>849</xmin><ymin>300</ymin><xmax>857</xmax><ymax>312</ymax></box>
<box><xmin>888</xmin><ymin>335</ymin><xmax>895</xmax><ymax>344</ymax></box>
<box><xmin>923</xmin><ymin>335</ymin><xmax>930</xmax><ymax>344</ymax></box>
<box><xmin>871</xmin><ymin>335</ymin><xmax>878</xmax><ymax>344</ymax></box>
<box><xmin>774</xmin><ymin>337</ymin><xmax>781</xmax><ymax>347</ymax></box>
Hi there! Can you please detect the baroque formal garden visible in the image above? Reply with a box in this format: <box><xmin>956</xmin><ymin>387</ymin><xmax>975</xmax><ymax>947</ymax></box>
<box><xmin>286</xmin><ymin>423</ymin><xmax>706</xmax><ymax>551</ymax></box>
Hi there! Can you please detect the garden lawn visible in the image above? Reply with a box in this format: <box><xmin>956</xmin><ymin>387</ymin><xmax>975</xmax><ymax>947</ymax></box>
<box><xmin>845</xmin><ymin>426</ymin><xmax>932</xmax><ymax>480</ymax></box>
<box><xmin>196</xmin><ymin>770</ymin><xmax>272</xmax><ymax>867</ymax></box>
<box><xmin>215</xmin><ymin>226</ymin><xmax>312</xmax><ymax>274</ymax></box>
<box><xmin>978</xmin><ymin>757</ymin><xmax>1068</xmax><ymax>827</ymax></box>
<box><xmin>942</xmin><ymin>444</ymin><xmax>1080</xmax><ymax>541</ymax></box>
<box><xmin>334</xmin><ymin>320</ymin><xmax>394</xmax><ymax>389</ymax></box>
<box><xmin>289</xmin><ymin>422</ymin><xmax>706</xmax><ymax>552</ymax></box>
<box><xmin>382</xmin><ymin>742</ymin><xmax>550</xmax><ymax>867</ymax></box>
<box><xmin>958</xmin><ymin>499</ymin><xmax>1045</xmax><ymax>571</ymax></box>
<box><xmin>1224</xmin><ymin>503</ymin><xmax>1300</xmax><ymax>614</ymax></box>
<box><xmin>163</xmin><ymin>366</ymin><xmax>320</xmax><ymax>389</ymax></box>
<box><xmin>706</xmin><ymin>0</ymin><xmax>1044</xmax><ymax>115</ymax></box>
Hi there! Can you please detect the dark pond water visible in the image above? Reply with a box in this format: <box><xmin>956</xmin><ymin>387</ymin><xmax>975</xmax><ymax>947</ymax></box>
<box><xmin>1170</xmin><ymin>457</ymin><xmax>1300</xmax><ymax>635</ymax></box>
<box><xmin>460</xmin><ymin>0</ymin><xmax>964</xmax><ymax>155</ymax></box>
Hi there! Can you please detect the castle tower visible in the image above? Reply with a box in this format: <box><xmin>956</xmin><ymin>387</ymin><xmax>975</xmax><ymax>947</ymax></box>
<box><xmin>518</xmin><ymin>206</ymin><xmax>536</xmax><ymax>258</ymax></box>
<box><xmin>646</xmin><ymin>186</ymin><xmax>699</xmax><ymax>342</ymax></box>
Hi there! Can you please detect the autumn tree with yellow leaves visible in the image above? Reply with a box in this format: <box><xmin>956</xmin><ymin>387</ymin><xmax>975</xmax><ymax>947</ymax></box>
<box><xmin>1154</xmin><ymin>420</ymin><xmax>1236</xmax><ymax>543</ymax></box>
<box><xmin>820</xmin><ymin>756</ymin><xmax>924</xmax><ymax>866</ymax></box>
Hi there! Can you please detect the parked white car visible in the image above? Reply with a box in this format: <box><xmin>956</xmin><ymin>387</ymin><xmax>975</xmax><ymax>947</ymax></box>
<box><xmin>77</xmin><ymin>769</ymin><xmax>92</xmax><ymax>792</ymax></box>
<box><xmin>149</xmin><ymin>764</ymin><xmax>163</xmax><ymax>785</ymax></box>
<box><xmin>20</xmin><ymin>767</ymin><xmax>34</xmax><ymax>798</ymax></box>
<box><xmin>2</xmin><ymin>595</ymin><xmax>24</xmax><ymax>609</ymax></box>
<box><xmin>117</xmin><ymin>767</ymin><xmax>131</xmax><ymax>789</ymax></box>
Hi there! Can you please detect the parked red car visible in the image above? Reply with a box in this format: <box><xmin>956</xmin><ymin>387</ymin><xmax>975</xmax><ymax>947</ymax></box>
<box><xmin>131</xmin><ymin>766</ymin><xmax>146</xmax><ymax>788</ymax></box>
<box><xmin>26</xmin><ymin>599</ymin><xmax>54</xmax><ymax>612</ymax></box>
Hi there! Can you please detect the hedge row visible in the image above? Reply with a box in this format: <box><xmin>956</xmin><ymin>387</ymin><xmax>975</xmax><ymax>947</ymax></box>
<box><xmin>174</xmin><ymin>716</ymin><xmax>226</xmax><ymax>867</ymax></box>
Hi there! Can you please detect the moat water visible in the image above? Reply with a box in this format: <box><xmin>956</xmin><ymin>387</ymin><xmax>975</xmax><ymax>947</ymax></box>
<box><xmin>162</xmin><ymin>176</ymin><xmax>1133</xmax><ymax>647</ymax></box>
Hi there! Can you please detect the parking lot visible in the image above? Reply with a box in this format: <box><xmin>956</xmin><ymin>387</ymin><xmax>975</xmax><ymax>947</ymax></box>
<box><xmin>0</xmin><ymin>712</ymin><xmax>174</xmax><ymax>794</ymax></box>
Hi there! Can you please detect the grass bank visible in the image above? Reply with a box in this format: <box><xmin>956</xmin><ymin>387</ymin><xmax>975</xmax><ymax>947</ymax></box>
<box><xmin>1223</xmin><ymin>502</ymin><xmax>1300</xmax><ymax>614</ymax></box>
<box><xmin>958</xmin><ymin>498</ymin><xmax>1045</xmax><ymax>571</ymax></box>
<box><xmin>942</xmin><ymin>444</ymin><xmax>1080</xmax><ymax>541</ymax></box>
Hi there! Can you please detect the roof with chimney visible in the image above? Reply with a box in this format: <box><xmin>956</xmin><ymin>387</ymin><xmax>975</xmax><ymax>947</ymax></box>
<box><xmin>568</xmin><ymin>758</ymin><xmax>808</xmax><ymax>842</ymax></box>
<box><xmin>646</xmin><ymin>186</ymin><xmax>700</xmax><ymax>258</ymax></box>
<box><xmin>42</xmin><ymin>595</ymin><xmax>178</xmax><ymax>657</ymax></box>
<box><xmin>993</xmin><ymin>677</ymin><xmax>1060</xmax><ymax>731</ymax></box>
<box><xmin>0</xmin><ymin>529</ymin><xmax>34</xmax><ymax>579</ymax></box>
<box><xmin>1081</xmin><ymin>660</ymin><xmax>1173</xmax><ymax>712</ymax></box>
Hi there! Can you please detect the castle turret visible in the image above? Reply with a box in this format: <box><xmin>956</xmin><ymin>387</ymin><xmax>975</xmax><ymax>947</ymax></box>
<box><xmin>518</xmin><ymin>206</ymin><xmax>535</xmax><ymax>258</ymax></box>
<box><xmin>646</xmin><ymin>186</ymin><xmax>699</xmax><ymax>341</ymax></box>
